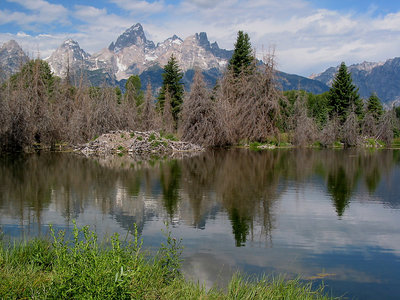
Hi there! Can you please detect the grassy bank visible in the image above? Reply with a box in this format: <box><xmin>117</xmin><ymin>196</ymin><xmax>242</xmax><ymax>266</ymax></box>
<box><xmin>0</xmin><ymin>223</ymin><xmax>333</xmax><ymax>299</ymax></box>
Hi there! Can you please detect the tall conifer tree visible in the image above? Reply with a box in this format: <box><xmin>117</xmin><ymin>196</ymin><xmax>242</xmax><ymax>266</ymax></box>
<box><xmin>228</xmin><ymin>31</ymin><xmax>254</xmax><ymax>75</ymax></box>
<box><xmin>158</xmin><ymin>55</ymin><xmax>184</xmax><ymax>125</ymax></box>
<box><xmin>327</xmin><ymin>62</ymin><xmax>362</xmax><ymax>122</ymax></box>
<box><xmin>366</xmin><ymin>93</ymin><xmax>383</xmax><ymax>120</ymax></box>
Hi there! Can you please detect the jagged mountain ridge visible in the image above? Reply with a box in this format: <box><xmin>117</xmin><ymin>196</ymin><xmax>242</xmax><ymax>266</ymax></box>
<box><xmin>4</xmin><ymin>25</ymin><xmax>400</xmax><ymax>103</ymax></box>
<box><xmin>43</xmin><ymin>23</ymin><xmax>328</xmax><ymax>93</ymax></box>
<box><xmin>311</xmin><ymin>60</ymin><xmax>400</xmax><ymax>103</ymax></box>
<box><xmin>0</xmin><ymin>40</ymin><xmax>29</xmax><ymax>81</ymax></box>
<box><xmin>310</xmin><ymin>61</ymin><xmax>384</xmax><ymax>86</ymax></box>
<box><xmin>108</xmin><ymin>23</ymin><xmax>155</xmax><ymax>53</ymax></box>
<box><xmin>1</xmin><ymin>27</ymin><xmax>328</xmax><ymax>94</ymax></box>
<box><xmin>47</xmin><ymin>23</ymin><xmax>233</xmax><ymax>81</ymax></box>
<box><xmin>46</xmin><ymin>39</ymin><xmax>97</xmax><ymax>78</ymax></box>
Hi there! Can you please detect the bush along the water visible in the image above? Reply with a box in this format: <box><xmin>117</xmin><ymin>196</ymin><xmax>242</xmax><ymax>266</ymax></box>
<box><xmin>0</xmin><ymin>222</ymin><xmax>334</xmax><ymax>299</ymax></box>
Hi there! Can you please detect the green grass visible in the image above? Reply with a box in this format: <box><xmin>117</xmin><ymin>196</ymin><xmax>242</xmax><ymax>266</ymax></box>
<box><xmin>151</xmin><ymin>140</ymin><xmax>168</xmax><ymax>148</ymax></box>
<box><xmin>312</xmin><ymin>141</ymin><xmax>323</xmax><ymax>148</ymax></box>
<box><xmin>332</xmin><ymin>141</ymin><xmax>343</xmax><ymax>148</ymax></box>
<box><xmin>165</xmin><ymin>134</ymin><xmax>178</xmax><ymax>141</ymax></box>
<box><xmin>392</xmin><ymin>137</ymin><xmax>400</xmax><ymax>148</ymax></box>
<box><xmin>249</xmin><ymin>141</ymin><xmax>262</xmax><ymax>151</ymax></box>
<box><xmin>0</xmin><ymin>223</ymin><xmax>335</xmax><ymax>299</ymax></box>
<box><xmin>149</xmin><ymin>133</ymin><xmax>156</xmax><ymax>142</ymax></box>
<box><xmin>160</xmin><ymin>131</ymin><xmax>178</xmax><ymax>141</ymax></box>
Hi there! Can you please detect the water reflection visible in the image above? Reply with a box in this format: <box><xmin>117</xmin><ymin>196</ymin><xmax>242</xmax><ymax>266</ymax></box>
<box><xmin>1</xmin><ymin>149</ymin><xmax>400</xmax><ymax>299</ymax></box>
<box><xmin>160</xmin><ymin>160</ymin><xmax>181</xmax><ymax>218</ymax></box>
<box><xmin>1</xmin><ymin>149</ymin><xmax>399</xmax><ymax>242</ymax></box>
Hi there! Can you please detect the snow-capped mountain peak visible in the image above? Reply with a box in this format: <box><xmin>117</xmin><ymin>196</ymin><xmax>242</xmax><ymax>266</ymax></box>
<box><xmin>45</xmin><ymin>39</ymin><xmax>93</xmax><ymax>77</ymax></box>
<box><xmin>40</xmin><ymin>23</ymin><xmax>233</xmax><ymax>82</ymax></box>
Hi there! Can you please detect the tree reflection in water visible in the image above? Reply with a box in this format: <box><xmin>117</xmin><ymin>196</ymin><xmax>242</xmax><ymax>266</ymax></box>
<box><xmin>0</xmin><ymin>149</ymin><xmax>399</xmax><ymax>244</ymax></box>
<box><xmin>327</xmin><ymin>166</ymin><xmax>354</xmax><ymax>217</ymax></box>
<box><xmin>160</xmin><ymin>160</ymin><xmax>181</xmax><ymax>218</ymax></box>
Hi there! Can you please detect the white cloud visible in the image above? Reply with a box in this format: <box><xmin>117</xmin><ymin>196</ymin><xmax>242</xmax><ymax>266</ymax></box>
<box><xmin>373</xmin><ymin>11</ymin><xmax>400</xmax><ymax>30</ymax></box>
<box><xmin>0</xmin><ymin>32</ymin><xmax>67</xmax><ymax>58</ymax></box>
<box><xmin>5</xmin><ymin>0</ymin><xmax>69</xmax><ymax>25</ymax></box>
<box><xmin>16</xmin><ymin>32</ymin><xmax>31</xmax><ymax>38</ymax></box>
<box><xmin>71</xmin><ymin>5</ymin><xmax>135</xmax><ymax>52</ymax></box>
<box><xmin>2</xmin><ymin>0</ymin><xmax>400</xmax><ymax>76</ymax></box>
<box><xmin>74</xmin><ymin>6</ymin><xmax>108</xmax><ymax>19</ymax></box>
<box><xmin>0</xmin><ymin>10</ymin><xmax>32</xmax><ymax>26</ymax></box>
<box><xmin>140</xmin><ymin>0</ymin><xmax>400</xmax><ymax>76</ymax></box>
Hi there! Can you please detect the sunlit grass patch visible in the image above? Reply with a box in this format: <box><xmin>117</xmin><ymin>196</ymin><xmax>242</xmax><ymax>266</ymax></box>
<box><xmin>0</xmin><ymin>222</ymin><xmax>334</xmax><ymax>299</ymax></box>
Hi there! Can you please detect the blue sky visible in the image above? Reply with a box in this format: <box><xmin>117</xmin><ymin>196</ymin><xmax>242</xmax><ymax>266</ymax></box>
<box><xmin>1</xmin><ymin>0</ymin><xmax>400</xmax><ymax>76</ymax></box>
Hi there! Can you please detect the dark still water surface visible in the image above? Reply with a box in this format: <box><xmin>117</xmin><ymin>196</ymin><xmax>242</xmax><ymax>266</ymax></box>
<box><xmin>1</xmin><ymin>149</ymin><xmax>400</xmax><ymax>299</ymax></box>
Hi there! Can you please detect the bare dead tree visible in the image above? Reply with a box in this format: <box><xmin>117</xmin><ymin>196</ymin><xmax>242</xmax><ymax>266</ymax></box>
<box><xmin>319</xmin><ymin>115</ymin><xmax>341</xmax><ymax>147</ymax></box>
<box><xmin>66</xmin><ymin>86</ymin><xmax>92</xmax><ymax>144</ymax></box>
<box><xmin>342</xmin><ymin>110</ymin><xmax>360</xmax><ymax>148</ymax></box>
<box><xmin>0</xmin><ymin>83</ymin><xmax>10</xmax><ymax>135</ymax></box>
<box><xmin>55</xmin><ymin>80</ymin><xmax>77</xmax><ymax>143</ymax></box>
<box><xmin>0</xmin><ymin>87</ymin><xmax>11</xmax><ymax>150</ymax></box>
<box><xmin>180</xmin><ymin>69</ymin><xmax>228</xmax><ymax>147</ymax></box>
<box><xmin>361</xmin><ymin>112</ymin><xmax>378</xmax><ymax>138</ymax></box>
<box><xmin>213</xmin><ymin>79</ymin><xmax>236</xmax><ymax>144</ymax></box>
<box><xmin>0</xmin><ymin>59</ymin><xmax>62</xmax><ymax>150</ymax></box>
<box><xmin>291</xmin><ymin>95</ymin><xmax>318</xmax><ymax>147</ymax></box>
<box><xmin>118</xmin><ymin>90</ymin><xmax>138</xmax><ymax>131</ymax></box>
<box><xmin>89</xmin><ymin>86</ymin><xmax>124</xmax><ymax>137</ymax></box>
<box><xmin>67</xmin><ymin>85</ymin><xmax>126</xmax><ymax>143</ymax></box>
<box><xmin>215</xmin><ymin>51</ymin><xmax>280</xmax><ymax>144</ymax></box>
<box><xmin>141</xmin><ymin>83</ymin><xmax>161</xmax><ymax>131</ymax></box>
<box><xmin>237</xmin><ymin>54</ymin><xmax>281</xmax><ymax>142</ymax></box>
<box><xmin>376</xmin><ymin>109</ymin><xmax>396</xmax><ymax>146</ymax></box>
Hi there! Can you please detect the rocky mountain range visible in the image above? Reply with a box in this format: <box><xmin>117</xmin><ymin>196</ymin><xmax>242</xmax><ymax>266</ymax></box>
<box><xmin>311</xmin><ymin>60</ymin><xmax>400</xmax><ymax>103</ymax></box>
<box><xmin>0</xmin><ymin>24</ymin><xmax>328</xmax><ymax>94</ymax></box>
<box><xmin>1</xmin><ymin>23</ymin><xmax>399</xmax><ymax>103</ymax></box>
<box><xmin>43</xmin><ymin>23</ymin><xmax>328</xmax><ymax>94</ymax></box>
<box><xmin>0</xmin><ymin>40</ymin><xmax>28</xmax><ymax>82</ymax></box>
<box><xmin>46</xmin><ymin>23</ymin><xmax>233</xmax><ymax>83</ymax></box>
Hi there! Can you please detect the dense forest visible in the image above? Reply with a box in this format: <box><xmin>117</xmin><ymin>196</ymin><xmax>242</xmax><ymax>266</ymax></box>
<box><xmin>0</xmin><ymin>31</ymin><xmax>399</xmax><ymax>152</ymax></box>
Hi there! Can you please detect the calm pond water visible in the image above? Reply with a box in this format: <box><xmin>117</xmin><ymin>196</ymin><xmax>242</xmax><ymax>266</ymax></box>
<box><xmin>1</xmin><ymin>149</ymin><xmax>400</xmax><ymax>299</ymax></box>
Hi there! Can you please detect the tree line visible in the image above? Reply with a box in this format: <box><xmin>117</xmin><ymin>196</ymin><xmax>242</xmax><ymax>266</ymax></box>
<box><xmin>0</xmin><ymin>31</ymin><xmax>399</xmax><ymax>152</ymax></box>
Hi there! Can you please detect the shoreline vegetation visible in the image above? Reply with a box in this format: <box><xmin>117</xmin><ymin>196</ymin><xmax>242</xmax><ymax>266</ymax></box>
<box><xmin>0</xmin><ymin>223</ymin><xmax>333</xmax><ymax>299</ymax></box>
<box><xmin>1</xmin><ymin>32</ymin><xmax>400</xmax><ymax>154</ymax></box>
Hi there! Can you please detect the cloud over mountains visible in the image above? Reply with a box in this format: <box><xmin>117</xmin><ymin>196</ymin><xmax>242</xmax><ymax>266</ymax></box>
<box><xmin>1</xmin><ymin>0</ymin><xmax>400</xmax><ymax>76</ymax></box>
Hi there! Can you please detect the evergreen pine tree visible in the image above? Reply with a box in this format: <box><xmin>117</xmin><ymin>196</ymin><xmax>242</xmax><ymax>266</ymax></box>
<box><xmin>327</xmin><ymin>62</ymin><xmax>362</xmax><ymax>122</ymax></box>
<box><xmin>158</xmin><ymin>55</ymin><xmax>184</xmax><ymax>125</ymax></box>
<box><xmin>366</xmin><ymin>93</ymin><xmax>383</xmax><ymax>120</ymax></box>
<box><xmin>228</xmin><ymin>31</ymin><xmax>254</xmax><ymax>76</ymax></box>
